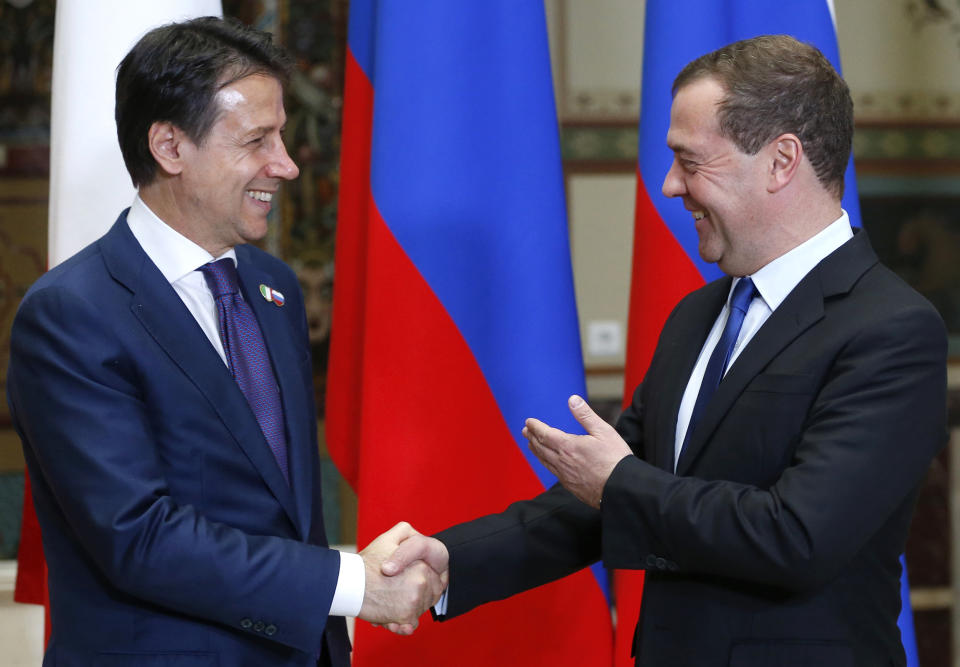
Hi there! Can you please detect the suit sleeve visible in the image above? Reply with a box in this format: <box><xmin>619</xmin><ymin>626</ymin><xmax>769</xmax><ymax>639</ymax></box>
<box><xmin>615</xmin><ymin>382</ymin><xmax>645</xmax><ymax>455</ymax></box>
<box><xmin>7</xmin><ymin>283</ymin><xmax>338</xmax><ymax>654</ymax></box>
<box><xmin>600</xmin><ymin>301</ymin><xmax>947</xmax><ymax>592</ymax></box>
<box><xmin>434</xmin><ymin>482</ymin><xmax>601</xmax><ymax>618</ymax></box>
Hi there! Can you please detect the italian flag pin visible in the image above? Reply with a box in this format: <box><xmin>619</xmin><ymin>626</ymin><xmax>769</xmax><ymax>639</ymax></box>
<box><xmin>259</xmin><ymin>284</ymin><xmax>285</xmax><ymax>306</ymax></box>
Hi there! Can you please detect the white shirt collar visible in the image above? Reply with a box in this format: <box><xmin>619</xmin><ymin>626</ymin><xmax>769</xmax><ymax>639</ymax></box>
<box><xmin>126</xmin><ymin>194</ymin><xmax>237</xmax><ymax>283</ymax></box>
<box><xmin>748</xmin><ymin>210</ymin><xmax>854</xmax><ymax>312</ymax></box>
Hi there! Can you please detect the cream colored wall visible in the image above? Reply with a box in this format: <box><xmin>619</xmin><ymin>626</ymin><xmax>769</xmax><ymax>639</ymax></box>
<box><xmin>835</xmin><ymin>0</ymin><xmax>960</xmax><ymax>120</ymax></box>
<box><xmin>547</xmin><ymin>1</ymin><xmax>644</xmax><ymax>399</ymax></box>
<box><xmin>0</xmin><ymin>562</ymin><xmax>43</xmax><ymax>666</ymax></box>
<box><xmin>546</xmin><ymin>0</ymin><xmax>644</xmax><ymax>121</ymax></box>
<box><xmin>568</xmin><ymin>174</ymin><xmax>635</xmax><ymax>372</ymax></box>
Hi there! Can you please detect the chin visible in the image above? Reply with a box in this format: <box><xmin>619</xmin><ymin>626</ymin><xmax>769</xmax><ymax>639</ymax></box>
<box><xmin>698</xmin><ymin>246</ymin><xmax>721</xmax><ymax>265</ymax></box>
<box><xmin>240</xmin><ymin>223</ymin><xmax>270</xmax><ymax>244</ymax></box>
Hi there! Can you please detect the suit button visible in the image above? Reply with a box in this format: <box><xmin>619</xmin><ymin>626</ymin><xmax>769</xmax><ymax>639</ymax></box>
<box><xmin>668</xmin><ymin>561</ymin><xmax>679</xmax><ymax>572</ymax></box>
<box><xmin>254</xmin><ymin>620</ymin><xmax>265</xmax><ymax>632</ymax></box>
<box><xmin>655</xmin><ymin>558</ymin><xmax>666</xmax><ymax>570</ymax></box>
<box><xmin>240</xmin><ymin>618</ymin><xmax>253</xmax><ymax>629</ymax></box>
<box><xmin>265</xmin><ymin>624</ymin><xmax>277</xmax><ymax>636</ymax></box>
<box><xmin>645</xmin><ymin>554</ymin><xmax>658</xmax><ymax>567</ymax></box>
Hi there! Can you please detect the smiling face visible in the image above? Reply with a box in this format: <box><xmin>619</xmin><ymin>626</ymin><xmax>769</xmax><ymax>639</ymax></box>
<box><xmin>175</xmin><ymin>73</ymin><xmax>299</xmax><ymax>256</ymax></box>
<box><xmin>661</xmin><ymin>77</ymin><xmax>773</xmax><ymax>276</ymax></box>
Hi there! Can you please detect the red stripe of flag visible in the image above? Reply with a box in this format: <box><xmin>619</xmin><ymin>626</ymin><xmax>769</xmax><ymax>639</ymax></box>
<box><xmin>325</xmin><ymin>46</ymin><xmax>373</xmax><ymax>490</ymax></box>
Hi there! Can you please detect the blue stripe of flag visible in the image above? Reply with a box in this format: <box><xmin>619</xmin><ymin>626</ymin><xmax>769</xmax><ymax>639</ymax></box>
<box><xmin>366</xmin><ymin>0</ymin><xmax>586</xmax><ymax>491</ymax></box>
<box><xmin>346</xmin><ymin>0</ymin><xmax>376</xmax><ymax>80</ymax></box>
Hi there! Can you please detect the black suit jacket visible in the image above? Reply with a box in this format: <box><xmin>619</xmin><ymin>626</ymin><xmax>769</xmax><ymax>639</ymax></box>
<box><xmin>435</xmin><ymin>230</ymin><xmax>947</xmax><ymax>667</ymax></box>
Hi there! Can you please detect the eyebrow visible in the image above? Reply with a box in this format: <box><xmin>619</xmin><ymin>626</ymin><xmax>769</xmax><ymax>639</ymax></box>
<box><xmin>666</xmin><ymin>139</ymin><xmax>697</xmax><ymax>158</ymax></box>
<box><xmin>240</xmin><ymin>123</ymin><xmax>287</xmax><ymax>141</ymax></box>
<box><xmin>241</xmin><ymin>126</ymin><xmax>272</xmax><ymax>139</ymax></box>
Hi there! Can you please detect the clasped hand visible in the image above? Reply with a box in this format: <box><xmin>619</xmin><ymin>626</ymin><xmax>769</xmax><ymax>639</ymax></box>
<box><xmin>358</xmin><ymin>522</ymin><xmax>449</xmax><ymax>635</ymax></box>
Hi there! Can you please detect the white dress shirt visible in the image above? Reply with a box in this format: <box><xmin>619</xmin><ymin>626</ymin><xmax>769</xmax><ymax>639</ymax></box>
<box><xmin>673</xmin><ymin>212</ymin><xmax>854</xmax><ymax>471</ymax></box>
<box><xmin>126</xmin><ymin>195</ymin><xmax>365</xmax><ymax>617</ymax></box>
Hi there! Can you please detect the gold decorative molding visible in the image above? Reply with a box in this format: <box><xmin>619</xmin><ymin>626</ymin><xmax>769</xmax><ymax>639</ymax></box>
<box><xmin>855</xmin><ymin>91</ymin><xmax>960</xmax><ymax>122</ymax></box>
<box><xmin>563</xmin><ymin>87</ymin><xmax>640</xmax><ymax>122</ymax></box>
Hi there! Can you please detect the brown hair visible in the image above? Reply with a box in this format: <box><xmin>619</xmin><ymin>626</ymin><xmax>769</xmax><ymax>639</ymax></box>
<box><xmin>673</xmin><ymin>34</ymin><xmax>853</xmax><ymax>199</ymax></box>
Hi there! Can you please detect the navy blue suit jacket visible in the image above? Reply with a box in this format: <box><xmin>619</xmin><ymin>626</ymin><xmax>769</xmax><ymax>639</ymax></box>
<box><xmin>7</xmin><ymin>211</ymin><xmax>350</xmax><ymax>666</ymax></box>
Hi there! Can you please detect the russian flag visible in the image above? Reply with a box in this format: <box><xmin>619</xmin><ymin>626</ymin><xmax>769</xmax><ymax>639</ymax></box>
<box><xmin>620</xmin><ymin>2</ymin><xmax>916</xmax><ymax>666</ymax></box>
<box><xmin>326</xmin><ymin>1</ymin><xmax>613</xmax><ymax>665</ymax></box>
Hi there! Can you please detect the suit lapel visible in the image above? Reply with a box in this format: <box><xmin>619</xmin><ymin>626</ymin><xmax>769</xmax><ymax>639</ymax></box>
<box><xmin>674</xmin><ymin>229</ymin><xmax>879</xmax><ymax>476</ymax></box>
<box><xmin>675</xmin><ymin>277</ymin><xmax>824</xmax><ymax>475</ymax></box>
<box><xmin>99</xmin><ymin>216</ymin><xmax>302</xmax><ymax>534</ymax></box>
<box><xmin>237</xmin><ymin>255</ymin><xmax>313</xmax><ymax>541</ymax></box>
<box><xmin>652</xmin><ymin>279</ymin><xmax>730</xmax><ymax>472</ymax></box>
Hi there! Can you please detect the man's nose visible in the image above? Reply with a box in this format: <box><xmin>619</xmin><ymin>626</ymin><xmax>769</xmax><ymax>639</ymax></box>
<box><xmin>662</xmin><ymin>159</ymin><xmax>686</xmax><ymax>198</ymax></box>
<box><xmin>267</xmin><ymin>141</ymin><xmax>300</xmax><ymax>180</ymax></box>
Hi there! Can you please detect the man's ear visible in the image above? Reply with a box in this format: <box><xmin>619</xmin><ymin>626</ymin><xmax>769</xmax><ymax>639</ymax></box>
<box><xmin>148</xmin><ymin>121</ymin><xmax>188</xmax><ymax>176</ymax></box>
<box><xmin>767</xmin><ymin>133</ymin><xmax>802</xmax><ymax>193</ymax></box>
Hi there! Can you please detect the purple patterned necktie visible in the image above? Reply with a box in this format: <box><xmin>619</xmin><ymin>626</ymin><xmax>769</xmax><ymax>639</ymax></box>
<box><xmin>200</xmin><ymin>258</ymin><xmax>289</xmax><ymax>482</ymax></box>
<box><xmin>682</xmin><ymin>277</ymin><xmax>758</xmax><ymax>452</ymax></box>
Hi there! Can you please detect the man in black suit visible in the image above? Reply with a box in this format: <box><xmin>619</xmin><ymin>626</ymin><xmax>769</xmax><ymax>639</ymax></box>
<box><xmin>384</xmin><ymin>35</ymin><xmax>948</xmax><ymax>666</ymax></box>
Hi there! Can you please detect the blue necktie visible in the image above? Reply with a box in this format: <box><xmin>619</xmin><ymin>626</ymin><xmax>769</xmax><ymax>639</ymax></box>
<box><xmin>682</xmin><ymin>277</ymin><xmax>757</xmax><ymax>451</ymax></box>
<box><xmin>200</xmin><ymin>259</ymin><xmax>289</xmax><ymax>482</ymax></box>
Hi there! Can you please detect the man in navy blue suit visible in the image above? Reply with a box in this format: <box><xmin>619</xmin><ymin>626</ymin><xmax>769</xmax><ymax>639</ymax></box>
<box><xmin>7</xmin><ymin>17</ymin><xmax>444</xmax><ymax>666</ymax></box>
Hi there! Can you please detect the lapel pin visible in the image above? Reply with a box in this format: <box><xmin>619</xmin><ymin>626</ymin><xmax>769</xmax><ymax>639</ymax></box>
<box><xmin>259</xmin><ymin>284</ymin><xmax>285</xmax><ymax>307</ymax></box>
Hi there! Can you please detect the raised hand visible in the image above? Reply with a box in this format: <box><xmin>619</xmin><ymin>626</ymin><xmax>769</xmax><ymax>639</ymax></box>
<box><xmin>524</xmin><ymin>394</ymin><xmax>632</xmax><ymax>509</ymax></box>
<box><xmin>357</xmin><ymin>522</ymin><xmax>446</xmax><ymax>634</ymax></box>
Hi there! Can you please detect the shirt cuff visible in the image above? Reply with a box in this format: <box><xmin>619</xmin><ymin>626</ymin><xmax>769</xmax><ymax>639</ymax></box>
<box><xmin>329</xmin><ymin>551</ymin><xmax>365</xmax><ymax>617</ymax></box>
<box><xmin>433</xmin><ymin>587</ymin><xmax>449</xmax><ymax>616</ymax></box>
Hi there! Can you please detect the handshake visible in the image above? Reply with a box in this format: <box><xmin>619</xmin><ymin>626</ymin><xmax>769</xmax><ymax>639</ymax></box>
<box><xmin>356</xmin><ymin>522</ymin><xmax>449</xmax><ymax>635</ymax></box>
